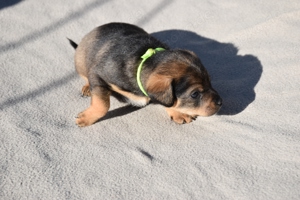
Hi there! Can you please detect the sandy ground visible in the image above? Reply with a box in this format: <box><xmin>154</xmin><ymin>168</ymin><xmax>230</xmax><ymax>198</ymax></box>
<box><xmin>1</xmin><ymin>0</ymin><xmax>300</xmax><ymax>199</ymax></box>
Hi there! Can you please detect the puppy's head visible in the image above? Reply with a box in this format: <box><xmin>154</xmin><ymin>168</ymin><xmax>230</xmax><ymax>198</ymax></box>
<box><xmin>146</xmin><ymin>49</ymin><xmax>222</xmax><ymax>117</ymax></box>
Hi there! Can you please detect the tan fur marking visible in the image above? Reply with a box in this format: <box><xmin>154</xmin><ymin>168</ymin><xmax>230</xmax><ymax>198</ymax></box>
<box><xmin>110</xmin><ymin>84</ymin><xmax>150</xmax><ymax>106</ymax></box>
<box><xmin>146</xmin><ymin>74</ymin><xmax>172</xmax><ymax>93</ymax></box>
<box><xmin>76</xmin><ymin>87</ymin><xmax>110</xmax><ymax>127</ymax></box>
<box><xmin>146</xmin><ymin>74</ymin><xmax>172</xmax><ymax>95</ymax></box>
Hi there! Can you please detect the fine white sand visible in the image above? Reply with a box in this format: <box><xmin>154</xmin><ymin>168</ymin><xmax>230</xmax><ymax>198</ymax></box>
<box><xmin>1</xmin><ymin>0</ymin><xmax>300</xmax><ymax>199</ymax></box>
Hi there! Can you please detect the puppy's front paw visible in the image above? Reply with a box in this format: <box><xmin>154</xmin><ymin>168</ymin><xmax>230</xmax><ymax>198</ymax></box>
<box><xmin>76</xmin><ymin>108</ymin><xmax>104</xmax><ymax>127</ymax></box>
<box><xmin>166</xmin><ymin>108</ymin><xmax>196</xmax><ymax>124</ymax></box>
<box><xmin>76</xmin><ymin>112</ymin><xmax>94</xmax><ymax>127</ymax></box>
<box><xmin>171</xmin><ymin>113</ymin><xmax>195</xmax><ymax>124</ymax></box>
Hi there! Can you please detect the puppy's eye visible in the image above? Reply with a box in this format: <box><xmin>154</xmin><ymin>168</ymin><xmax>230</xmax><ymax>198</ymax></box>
<box><xmin>191</xmin><ymin>91</ymin><xmax>200</xmax><ymax>99</ymax></box>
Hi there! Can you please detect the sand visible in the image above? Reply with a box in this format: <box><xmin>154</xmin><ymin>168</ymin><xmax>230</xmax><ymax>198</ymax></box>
<box><xmin>1</xmin><ymin>0</ymin><xmax>299</xmax><ymax>199</ymax></box>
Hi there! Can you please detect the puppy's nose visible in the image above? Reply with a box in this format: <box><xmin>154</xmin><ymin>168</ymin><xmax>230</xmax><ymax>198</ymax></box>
<box><xmin>214</xmin><ymin>96</ymin><xmax>222</xmax><ymax>106</ymax></box>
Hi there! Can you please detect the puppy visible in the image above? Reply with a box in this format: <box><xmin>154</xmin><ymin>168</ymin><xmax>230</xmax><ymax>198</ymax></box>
<box><xmin>68</xmin><ymin>22</ymin><xmax>222</xmax><ymax>127</ymax></box>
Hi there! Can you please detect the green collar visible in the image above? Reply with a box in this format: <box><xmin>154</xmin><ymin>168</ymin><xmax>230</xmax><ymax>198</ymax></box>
<box><xmin>137</xmin><ymin>48</ymin><xmax>165</xmax><ymax>96</ymax></box>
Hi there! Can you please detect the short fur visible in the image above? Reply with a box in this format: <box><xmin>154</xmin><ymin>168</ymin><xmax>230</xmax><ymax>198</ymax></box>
<box><xmin>69</xmin><ymin>22</ymin><xmax>222</xmax><ymax>126</ymax></box>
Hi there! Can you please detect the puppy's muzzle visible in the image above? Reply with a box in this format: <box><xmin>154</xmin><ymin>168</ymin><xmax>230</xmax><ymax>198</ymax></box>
<box><xmin>206</xmin><ymin>91</ymin><xmax>222</xmax><ymax>116</ymax></box>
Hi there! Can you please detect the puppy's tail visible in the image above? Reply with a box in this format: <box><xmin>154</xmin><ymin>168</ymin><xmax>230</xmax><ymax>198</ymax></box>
<box><xmin>67</xmin><ymin>38</ymin><xmax>78</xmax><ymax>49</ymax></box>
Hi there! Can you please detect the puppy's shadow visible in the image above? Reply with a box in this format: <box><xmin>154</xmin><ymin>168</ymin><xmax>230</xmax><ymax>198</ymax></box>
<box><xmin>97</xmin><ymin>105</ymin><xmax>142</xmax><ymax>122</ymax></box>
<box><xmin>152</xmin><ymin>30</ymin><xmax>263</xmax><ymax>115</ymax></box>
<box><xmin>0</xmin><ymin>0</ymin><xmax>22</xmax><ymax>10</ymax></box>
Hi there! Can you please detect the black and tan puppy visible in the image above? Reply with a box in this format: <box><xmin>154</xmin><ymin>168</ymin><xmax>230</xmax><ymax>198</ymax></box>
<box><xmin>68</xmin><ymin>22</ymin><xmax>222</xmax><ymax>127</ymax></box>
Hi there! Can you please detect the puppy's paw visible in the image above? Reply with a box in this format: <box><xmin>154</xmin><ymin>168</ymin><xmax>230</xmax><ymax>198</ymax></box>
<box><xmin>81</xmin><ymin>85</ymin><xmax>91</xmax><ymax>97</ymax></box>
<box><xmin>166</xmin><ymin>108</ymin><xmax>196</xmax><ymax>124</ymax></box>
<box><xmin>76</xmin><ymin>108</ymin><xmax>104</xmax><ymax>127</ymax></box>
<box><xmin>170</xmin><ymin>113</ymin><xmax>195</xmax><ymax>124</ymax></box>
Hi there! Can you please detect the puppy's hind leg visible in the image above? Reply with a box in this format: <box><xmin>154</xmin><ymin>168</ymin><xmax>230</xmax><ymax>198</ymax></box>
<box><xmin>68</xmin><ymin>38</ymin><xmax>90</xmax><ymax>96</ymax></box>
<box><xmin>80</xmin><ymin>76</ymin><xmax>91</xmax><ymax>97</ymax></box>
<box><xmin>76</xmin><ymin>86</ymin><xmax>111</xmax><ymax>127</ymax></box>
<box><xmin>75</xmin><ymin>48</ymin><xmax>91</xmax><ymax>97</ymax></box>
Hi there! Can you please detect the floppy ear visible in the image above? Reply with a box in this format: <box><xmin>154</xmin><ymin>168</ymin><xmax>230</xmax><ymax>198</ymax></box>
<box><xmin>146</xmin><ymin>74</ymin><xmax>174</xmax><ymax>107</ymax></box>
